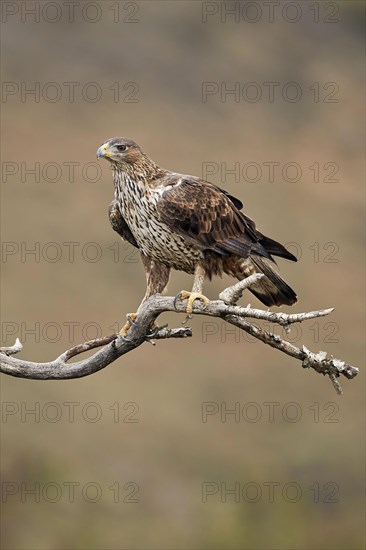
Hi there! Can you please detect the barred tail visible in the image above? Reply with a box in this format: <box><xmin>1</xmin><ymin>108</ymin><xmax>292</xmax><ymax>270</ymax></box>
<box><xmin>223</xmin><ymin>255</ymin><xmax>297</xmax><ymax>307</ymax></box>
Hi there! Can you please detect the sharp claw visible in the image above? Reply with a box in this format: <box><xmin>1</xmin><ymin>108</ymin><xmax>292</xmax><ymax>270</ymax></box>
<box><xmin>121</xmin><ymin>317</ymin><xmax>161</xmax><ymax>341</ymax></box>
<box><xmin>182</xmin><ymin>314</ymin><xmax>192</xmax><ymax>325</ymax></box>
<box><xmin>174</xmin><ymin>291</ymin><xmax>210</xmax><ymax>315</ymax></box>
<box><xmin>146</xmin><ymin>322</ymin><xmax>164</xmax><ymax>338</ymax></box>
<box><xmin>173</xmin><ymin>292</ymin><xmax>182</xmax><ymax>310</ymax></box>
<box><xmin>127</xmin><ymin>315</ymin><xmax>139</xmax><ymax>328</ymax></box>
<box><xmin>119</xmin><ymin>312</ymin><xmax>138</xmax><ymax>336</ymax></box>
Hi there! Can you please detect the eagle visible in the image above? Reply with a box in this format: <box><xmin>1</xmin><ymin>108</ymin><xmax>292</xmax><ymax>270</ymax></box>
<box><xmin>97</xmin><ymin>137</ymin><xmax>297</xmax><ymax>335</ymax></box>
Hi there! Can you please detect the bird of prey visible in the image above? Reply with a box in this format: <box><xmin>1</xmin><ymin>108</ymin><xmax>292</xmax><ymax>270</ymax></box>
<box><xmin>97</xmin><ymin>137</ymin><xmax>297</xmax><ymax>335</ymax></box>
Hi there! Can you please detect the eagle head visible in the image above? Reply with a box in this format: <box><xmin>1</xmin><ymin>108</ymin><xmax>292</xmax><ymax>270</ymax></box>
<box><xmin>96</xmin><ymin>137</ymin><xmax>143</xmax><ymax>164</ymax></box>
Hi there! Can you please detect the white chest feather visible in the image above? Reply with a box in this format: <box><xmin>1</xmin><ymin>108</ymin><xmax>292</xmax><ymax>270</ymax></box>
<box><xmin>113</xmin><ymin>172</ymin><xmax>201</xmax><ymax>271</ymax></box>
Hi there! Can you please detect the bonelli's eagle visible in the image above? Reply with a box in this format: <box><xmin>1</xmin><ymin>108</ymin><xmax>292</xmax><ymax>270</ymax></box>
<box><xmin>97</xmin><ymin>137</ymin><xmax>297</xmax><ymax>335</ymax></box>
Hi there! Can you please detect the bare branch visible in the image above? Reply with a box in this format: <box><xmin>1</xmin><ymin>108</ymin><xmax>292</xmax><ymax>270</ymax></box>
<box><xmin>219</xmin><ymin>273</ymin><xmax>264</xmax><ymax>304</ymax></box>
<box><xmin>0</xmin><ymin>281</ymin><xmax>358</xmax><ymax>392</ymax></box>
<box><xmin>0</xmin><ymin>338</ymin><xmax>23</xmax><ymax>355</ymax></box>
<box><xmin>0</xmin><ymin>324</ymin><xmax>192</xmax><ymax>380</ymax></box>
<box><xmin>224</xmin><ymin>315</ymin><xmax>356</xmax><ymax>395</ymax></box>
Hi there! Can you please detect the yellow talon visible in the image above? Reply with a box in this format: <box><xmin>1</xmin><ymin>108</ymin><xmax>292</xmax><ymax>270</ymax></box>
<box><xmin>119</xmin><ymin>313</ymin><xmax>158</xmax><ymax>337</ymax></box>
<box><xmin>119</xmin><ymin>313</ymin><xmax>138</xmax><ymax>337</ymax></box>
<box><xmin>178</xmin><ymin>291</ymin><xmax>210</xmax><ymax>315</ymax></box>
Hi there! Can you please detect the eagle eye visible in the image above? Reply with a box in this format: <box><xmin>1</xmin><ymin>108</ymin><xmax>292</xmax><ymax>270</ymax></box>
<box><xmin>116</xmin><ymin>144</ymin><xmax>127</xmax><ymax>152</ymax></box>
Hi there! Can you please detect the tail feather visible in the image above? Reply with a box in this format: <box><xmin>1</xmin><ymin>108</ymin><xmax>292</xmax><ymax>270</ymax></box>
<box><xmin>242</xmin><ymin>215</ymin><xmax>297</xmax><ymax>262</ymax></box>
<box><xmin>255</xmin><ymin>233</ymin><xmax>297</xmax><ymax>262</ymax></box>
<box><xmin>223</xmin><ymin>255</ymin><xmax>297</xmax><ymax>307</ymax></box>
<box><xmin>250</xmin><ymin>256</ymin><xmax>297</xmax><ymax>306</ymax></box>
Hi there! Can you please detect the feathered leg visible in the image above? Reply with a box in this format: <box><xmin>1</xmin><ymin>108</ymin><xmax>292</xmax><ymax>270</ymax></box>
<box><xmin>120</xmin><ymin>254</ymin><xmax>170</xmax><ymax>336</ymax></box>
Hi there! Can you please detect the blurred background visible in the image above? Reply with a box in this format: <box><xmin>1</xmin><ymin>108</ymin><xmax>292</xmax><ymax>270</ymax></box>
<box><xmin>1</xmin><ymin>1</ymin><xmax>365</xmax><ymax>548</ymax></box>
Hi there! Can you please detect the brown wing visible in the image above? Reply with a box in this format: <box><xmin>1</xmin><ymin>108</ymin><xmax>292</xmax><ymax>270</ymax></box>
<box><xmin>216</xmin><ymin>186</ymin><xmax>243</xmax><ymax>210</ymax></box>
<box><xmin>109</xmin><ymin>200</ymin><xmax>138</xmax><ymax>248</ymax></box>
<box><xmin>156</xmin><ymin>176</ymin><xmax>273</xmax><ymax>260</ymax></box>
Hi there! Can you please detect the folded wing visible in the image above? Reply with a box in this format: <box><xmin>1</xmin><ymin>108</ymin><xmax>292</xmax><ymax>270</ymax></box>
<box><xmin>156</xmin><ymin>175</ymin><xmax>296</xmax><ymax>263</ymax></box>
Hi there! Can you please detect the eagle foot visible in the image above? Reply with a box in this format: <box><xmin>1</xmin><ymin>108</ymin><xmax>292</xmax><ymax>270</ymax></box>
<box><xmin>119</xmin><ymin>313</ymin><xmax>158</xmax><ymax>337</ymax></box>
<box><xmin>119</xmin><ymin>313</ymin><xmax>138</xmax><ymax>337</ymax></box>
<box><xmin>174</xmin><ymin>290</ymin><xmax>210</xmax><ymax>317</ymax></box>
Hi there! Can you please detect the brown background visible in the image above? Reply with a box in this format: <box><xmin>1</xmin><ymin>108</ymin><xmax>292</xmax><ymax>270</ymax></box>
<box><xmin>1</xmin><ymin>1</ymin><xmax>365</xmax><ymax>549</ymax></box>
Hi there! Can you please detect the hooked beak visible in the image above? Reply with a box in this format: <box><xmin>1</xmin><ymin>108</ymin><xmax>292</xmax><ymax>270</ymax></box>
<box><xmin>96</xmin><ymin>143</ymin><xmax>110</xmax><ymax>159</ymax></box>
